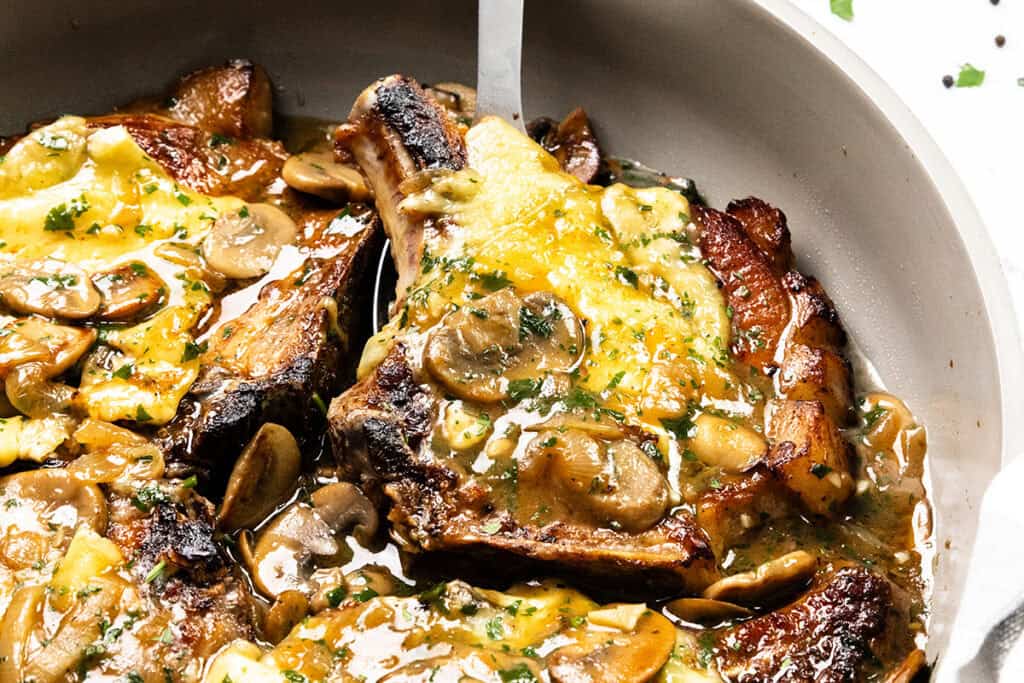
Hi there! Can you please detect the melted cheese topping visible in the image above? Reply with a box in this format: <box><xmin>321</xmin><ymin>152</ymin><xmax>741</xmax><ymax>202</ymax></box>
<box><xmin>392</xmin><ymin>117</ymin><xmax>741</xmax><ymax>453</ymax></box>
<box><xmin>0</xmin><ymin>117</ymin><xmax>244</xmax><ymax>424</ymax></box>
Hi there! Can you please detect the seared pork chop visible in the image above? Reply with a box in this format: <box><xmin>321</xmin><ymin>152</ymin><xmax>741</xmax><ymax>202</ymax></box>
<box><xmin>327</xmin><ymin>75</ymin><xmax>862</xmax><ymax>601</ymax></box>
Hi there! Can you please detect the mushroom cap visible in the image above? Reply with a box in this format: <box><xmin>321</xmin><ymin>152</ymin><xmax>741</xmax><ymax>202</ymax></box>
<box><xmin>218</xmin><ymin>423</ymin><xmax>302</xmax><ymax>532</ymax></box>
<box><xmin>0</xmin><ymin>259</ymin><xmax>101</xmax><ymax>319</ymax></box>
<box><xmin>203</xmin><ymin>203</ymin><xmax>298</xmax><ymax>279</ymax></box>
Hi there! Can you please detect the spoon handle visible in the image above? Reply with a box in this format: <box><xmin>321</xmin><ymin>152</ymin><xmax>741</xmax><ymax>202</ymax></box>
<box><xmin>476</xmin><ymin>0</ymin><xmax>526</xmax><ymax>132</ymax></box>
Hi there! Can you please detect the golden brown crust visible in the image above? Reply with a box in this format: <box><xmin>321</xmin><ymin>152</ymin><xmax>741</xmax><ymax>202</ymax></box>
<box><xmin>118</xmin><ymin>59</ymin><xmax>273</xmax><ymax>139</ymax></box>
<box><xmin>694</xmin><ymin>205</ymin><xmax>790</xmax><ymax>371</ymax></box>
<box><xmin>766</xmin><ymin>399</ymin><xmax>854</xmax><ymax>515</ymax></box>
<box><xmin>527</xmin><ymin>107</ymin><xmax>603</xmax><ymax>184</ymax></box>
<box><xmin>88</xmin><ymin>114</ymin><xmax>287</xmax><ymax>200</ymax></box>
<box><xmin>696</xmin><ymin>468</ymin><xmax>793</xmax><ymax>556</ymax></box>
<box><xmin>726</xmin><ymin>196</ymin><xmax>793</xmax><ymax>272</ymax></box>
<box><xmin>778</xmin><ymin>344</ymin><xmax>854</xmax><ymax>426</ymax></box>
<box><xmin>156</xmin><ymin>207</ymin><xmax>382</xmax><ymax>481</ymax></box>
<box><xmin>716</xmin><ymin>566</ymin><xmax>891</xmax><ymax>682</ymax></box>
<box><xmin>329</xmin><ymin>346</ymin><xmax>719</xmax><ymax>596</ymax></box>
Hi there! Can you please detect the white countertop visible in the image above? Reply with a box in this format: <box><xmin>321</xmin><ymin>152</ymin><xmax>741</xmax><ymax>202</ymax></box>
<box><xmin>791</xmin><ymin>0</ymin><xmax>1024</xmax><ymax>343</ymax></box>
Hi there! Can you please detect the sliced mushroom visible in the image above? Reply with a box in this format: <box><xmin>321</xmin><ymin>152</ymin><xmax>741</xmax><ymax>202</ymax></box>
<box><xmin>427</xmin><ymin>81</ymin><xmax>477</xmax><ymax>120</ymax></box>
<box><xmin>263</xmin><ymin>590</ymin><xmax>309</xmax><ymax>644</ymax></box>
<box><xmin>0</xmin><ymin>468</ymin><xmax>107</xmax><ymax>571</ymax></box>
<box><xmin>202</xmin><ymin>203</ymin><xmax>298</xmax><ymax>279</ymax></box>
<box><xmin>702</xmin><ymin>550</ymin><xmax>817</xmax><ymax>606</ymax></box>
<box><xmin>0</xmin><ymin>584</ymin><xmax>46</xmax><ymax>683</ymax></box>
<box><xmin>424</xmin><ymin>289</ymin><xmax>583</xmax><ymax>402</ymax></box>
<box><xmin>91</xmin><ymin>261</ymin><xmax>167</xmax><ymax>321</ymax></box>
<box><xmin>0</xmin><ymin>259</ymin><xmax>101</xmax><ymax>319</ymax></box>
<box><xmin>884</xmin><ymin>649</ymin><xmax>927</xmax><ymax>683</ymax></box>
<box><xmin>549</xmin><ymin>608</ymin><xmax>677</xmax><ymax>683</ymax></box>
<box><xmin>282</xmin><ymin>151</ymin><xmax>373</xmax><ymax>203</ymax></box>
<box><xmin>526</xmin><ymin>412</ymin><xmax>625</xmax><ymax>440</ymax></box>
<box><xmin>243</xmin><ymin>482</ymin><xmax>379</xmax><ymax>598</ymax></box>
<box><xmin>218</xmin><ymin>423</ymin><xmax>302</xmax><ymax>532</ymax></box>
<box><xmin>154</xmin><ymin>242</ymin><xmax>228</xmax><ymax>293</ymax></box>
<box><xmin>664</xmin><ymin>597</ymin><xmax>754</xmax><ymax>626</ymax></box>
<box><xmin>522</xmin><ymin>430</ymin><xmax>668</xmax><ymax>532</ymax></box>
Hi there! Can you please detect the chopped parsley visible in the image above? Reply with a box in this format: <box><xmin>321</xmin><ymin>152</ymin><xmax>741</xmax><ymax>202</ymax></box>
<box><xmin>606</xmin><ymin>370</ymin><xmax>626</xmax><ymax>391</ymax></box>
<box><xmin>473</xmin><ymin>269</ymin><xmax>513</xmax><ymax>291</ymax></box>
<box><xmin>661</xmin><ymin>412</ymin><xmax>696</xmax><ymax>440</ymax></box>
<box><xmin>353</xmin><ymin>588</ymin><xmax>378</xmax><ymax>602</ymax></box>
<box><xmin>498</xmin><ymin>664</ymin><xmax>538</xmax><ymax>682</ymax></box>
<box><xmin>135</xmin><ymin>404</ymin><xmax>153</xmax><ymax>422</ymax></box>
<box><xmin>180</xmin><ymin>340</ymin><xmax>208</xmax><ymax>362</ymax></box>
<box><xmin>810</xmin><ymin>463</ymin><xmax>833</xmax><ymax>479</ymax></box>
<box><xmin>131</xmin><ymin>485</ymin><xmax>168</xmax><ymax>512</ymax></box>
<box><xmin>144</xmin><ymin>560</ymin><xmax>166</xmax><ymax>583</ymax></box>
<box><xmin>862</xmin><ymin>405</ymin><xmax>888</xmax><ymax>428</ymax></box>
<box><xmin>208</xmin><ymin>133</ymin><xmax>234</xmax><ymax>147</ymax></box>
<box><xmin>326</xmin><ymin>585</ymin><xmax>347</xmax><ymax>607</ymax></box>
<box><xmin>615</xmin><ymin>265</ymin><xmax>639</xmax><ymax>288</ymax></box>
<box><xmin>43</xmin><ymin>196</ymin><xmax>89</xmax><ymax>232</ymax></box>
<box><xmin>112</xmin><ymin>363</ymin><xmax>134</xmax><ymax>380</ymax></box>
<box><xmin>486</xmin><ymin>616</ymin><xmax>504</xmax><ymax>640</ymax></box>
<box><xmin>956</xmin><ymin>64</ymin><xmax>986</xmax><ymax>88</ymax></box>
<box><xmin>830</xmin><ymin>0</ymin><xmax>853</xmax><ymax>21</ymax></box>
<box><xmin>519</xmin><ymin>306</ymin><xmax>553</xmax><ymax>339</ymax></box>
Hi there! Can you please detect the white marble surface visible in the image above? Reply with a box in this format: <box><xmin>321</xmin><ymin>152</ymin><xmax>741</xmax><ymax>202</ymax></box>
<box><xmin>790</xmin><ymin>0</ymin><xmax>1024</xmax><ymax>345</ymax></box>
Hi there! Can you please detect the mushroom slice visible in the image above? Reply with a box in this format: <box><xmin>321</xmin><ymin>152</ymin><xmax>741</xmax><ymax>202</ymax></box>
<box><xmin>0</xmin><ymin>259</ymin><xmax>101</xmax><ymax>319</ymax></box>
<box><xmin>702</xmin><ymin>550</ymin><xmax>817</xmax><ymax>606</ymax></box>
<box><xmin>424</xmin><ymin>289</ymin><xmax>583</xmax><ymax>402</ymax></box>
<box><xmin>427</xmin><ymin>81</ymin><xmax>477</xmax><ymax>119</ymax></box>
<box><xmin>218</xmin><ymin>423</ymin><xmax>302</xmax><ymax>532</ymax></box>
<box><xmin>0</xmin><ymin>468</ymin><xmax>107</xmax><ymax>572</ymax></box>
<box><xmin>203</xmin><ymin>203</ymin><xmax>298</xmax><ymax>279</ymax></box>
<box><xmin>884</xmin><ymin>649</ymin><xmax>927</xmax><ymax>683</ymax></box>
<box><xmin>244</xmin><ymin>482</ymin><xmax>379</xmax><ymax>599</ymax></box>
<box><xmin>522</xmin><ymin>430</ymin><xmax>669</xmax><ymax>533</ymax></box>
<box><xmin>664</xmin><ymin>597</ymin><xmax>753</xmax><ymax>626</ymax></box>
<box><xmin>91</xmin><ymin>261</ymin><xmax>167</xmax><ymax>321</ymax></box>
<box><xmin>0</xmin><ymin>584</ymin><xmax>46</xmax><ymax>683</ymax></box>
<box><xmin>549</xmin><ymin>607</ymin><xmax>676</xmax><ymax>683</ymax></box>
<box><xmin>263</xmin><ymin>590</ymin><xmax>309</xmax><ymax>644</ymax></box>
<box><xmin>282</xmin><ymin>151</ymin><xmax>373</xmax><ymax>203</ymax></box>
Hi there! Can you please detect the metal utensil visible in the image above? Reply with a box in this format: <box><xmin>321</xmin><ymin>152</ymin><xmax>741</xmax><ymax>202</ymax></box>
<box><xmin>475</xmin><ymin>0</ymin><xmax>526</xmax><ymax>131</ymax></box>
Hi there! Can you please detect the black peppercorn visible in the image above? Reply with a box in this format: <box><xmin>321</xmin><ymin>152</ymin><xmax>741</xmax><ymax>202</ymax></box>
<box><xmin>942</xmin><ymin>75</ymin><xmax>955</xmax><ymax>88</ymax></box>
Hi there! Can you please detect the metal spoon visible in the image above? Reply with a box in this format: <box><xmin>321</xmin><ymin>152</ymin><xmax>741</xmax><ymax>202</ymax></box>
<box><xmin>476</xmin><ymin>0</ymin><xmax>527</xmax><ymax>131</ymax></box>
<box><xmin>372</xmin><ymin>0</ymin><xmax>527</xmax><ymax>331</ymax></box>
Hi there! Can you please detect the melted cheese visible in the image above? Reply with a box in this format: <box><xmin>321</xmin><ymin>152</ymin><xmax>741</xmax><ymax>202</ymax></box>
<box><xmin>397</xmin><ymin>117</ymin><xmax>736</xmax><ymax>447</ymax></box>
<box><xmin>0</xmin><ymin>117</ymin><xmax>244</xmax><ymax>425</ymax></box>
